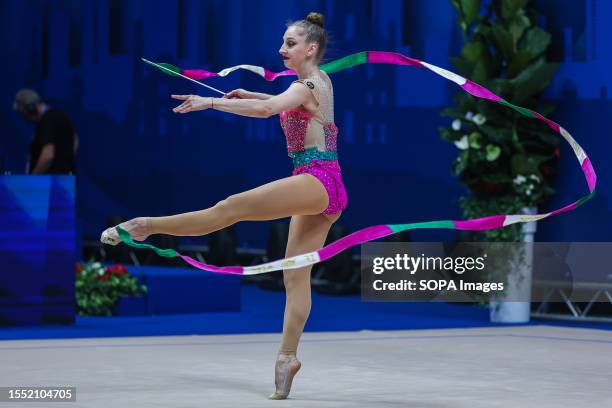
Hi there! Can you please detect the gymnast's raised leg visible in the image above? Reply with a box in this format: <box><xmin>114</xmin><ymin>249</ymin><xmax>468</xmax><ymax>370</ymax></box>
<box><xmin>100</xmin><ymin>173</ymin><xmax>329</xmax><ymax>244</ymax></box>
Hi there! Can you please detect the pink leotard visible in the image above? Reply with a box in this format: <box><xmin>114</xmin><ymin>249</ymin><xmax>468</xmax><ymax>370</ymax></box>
<box><xmin>279</xmin><ymin>75</ymin><xmax>348</xmax><ymax>215</ymax></box>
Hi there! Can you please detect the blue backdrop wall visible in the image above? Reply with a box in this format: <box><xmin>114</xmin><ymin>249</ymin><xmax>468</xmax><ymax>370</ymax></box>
<box><xmin>1</xmin><ymin>0</ymin><xmax>610</xmax><ymax>249</ymax></box>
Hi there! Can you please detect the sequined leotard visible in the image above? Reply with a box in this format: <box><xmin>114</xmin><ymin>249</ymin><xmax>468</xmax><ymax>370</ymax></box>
<box><xmin>280</xmin><ymin>75</ymin><xmax>348</xmax><ymax>215</ymax></box>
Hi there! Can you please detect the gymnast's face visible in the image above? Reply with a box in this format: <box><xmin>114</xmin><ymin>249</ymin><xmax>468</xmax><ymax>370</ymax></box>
<box><xmin>279</xmin><ymin>25</ymin><xmax>318</xmax><ymax>69</ymax></box>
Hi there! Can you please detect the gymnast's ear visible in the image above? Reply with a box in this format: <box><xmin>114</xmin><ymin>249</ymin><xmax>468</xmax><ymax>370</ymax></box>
<box><xmin>307</xmin><ymin>42</ymin><xmax>318</xmax><ymax>57</ymax></box>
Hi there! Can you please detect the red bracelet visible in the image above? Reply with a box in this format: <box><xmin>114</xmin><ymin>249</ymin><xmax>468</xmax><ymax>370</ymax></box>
<box><xmin>210</xmin><ymin>97</ymin><xmax>214</xmax><ymax>109</ymax></box>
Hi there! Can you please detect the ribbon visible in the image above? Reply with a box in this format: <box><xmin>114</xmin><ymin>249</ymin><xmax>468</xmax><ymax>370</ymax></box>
<box><xmin>129</xmin><ymin>51</ymin><xmax>596</xmax><ymax>275</ymax></box>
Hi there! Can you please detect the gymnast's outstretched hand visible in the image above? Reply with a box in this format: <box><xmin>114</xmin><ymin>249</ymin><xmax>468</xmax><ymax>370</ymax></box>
<box><xmin>171</xmin><ymin>94</ymin><xmax>212</xmax><ymax>114</ymax></box>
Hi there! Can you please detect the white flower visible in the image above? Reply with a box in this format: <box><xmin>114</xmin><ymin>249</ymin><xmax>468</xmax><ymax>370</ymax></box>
<box><xmin>454</xmin><ymin>135</ymin><xmax>469</xmax><ymax>150</ymax></box>
<box><xmin>473</xmin><ymin>113</ymin><xmax>486</xmax><ymax>125</ymax></box>
<box><xmin>452</xmin><ymin>119</ymin><xmax>462</xmax><ymax>131</ymax></box>
<box><xmin>97</xmin><ymin>269</ymin><xmax>105</xmax><ymax>276</ymax></box>
<box><xmin>465</xmin><ymin>111</ymin><xmax>474</xmax><ymax>121</ymax></box>
<box><xmin>92</xmin><ymin>262</ymin><xmax>102</xmax><ymax>269</ymax></box>
<box><xmin>529</xmin><ymin>174</ymin><xmax>540</xmax><ymax>182</ymax></box>
<box><xmin>525</xmin><ymin>189</ymin><xmax>532</xmax><ymax>196</ymax></box>
<box><xmin>513</xmin><ymin>175</ymin><xmax>527</xmax><ymax>185</ymax></box>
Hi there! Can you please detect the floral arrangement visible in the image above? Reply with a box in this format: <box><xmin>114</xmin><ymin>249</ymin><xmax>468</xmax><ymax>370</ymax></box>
<box><xmin>440</xmin><ymin>0</ymin><xmax>560</xmax><ymax>242</ymax></box>
<box><xmin>75</xmin><ymin>262</ymin><xmax>147</xmax><ymax>316</ymax></box>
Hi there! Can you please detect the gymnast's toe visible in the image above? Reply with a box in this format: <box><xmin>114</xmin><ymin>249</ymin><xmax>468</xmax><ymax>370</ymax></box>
<box><xmin>100</xmin><ymin>228</ymin><xmax>121</xmax><ymax>246</ymax></box>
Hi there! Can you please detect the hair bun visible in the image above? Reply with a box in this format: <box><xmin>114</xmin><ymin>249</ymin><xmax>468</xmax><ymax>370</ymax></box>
<box><xmin>306</xmin><ymin>12</ymin><xmax>324</xmax><ymax>28</ymax></box>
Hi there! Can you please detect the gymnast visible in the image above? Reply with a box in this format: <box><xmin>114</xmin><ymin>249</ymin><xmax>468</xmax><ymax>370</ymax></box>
<box><xmin>101</xmin><ymin>12</ymin><xmax>346</xmax><ymax>399</ymax></box>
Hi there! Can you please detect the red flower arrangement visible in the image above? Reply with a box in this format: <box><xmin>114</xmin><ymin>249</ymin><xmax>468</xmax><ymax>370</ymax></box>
<box><xmin>75</xmin><ymin>262</ymin><xmax>147</xmax><ymax>316</ymax></box>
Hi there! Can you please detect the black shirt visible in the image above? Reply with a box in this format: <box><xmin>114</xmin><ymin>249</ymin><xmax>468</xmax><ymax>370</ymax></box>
<box><xmin>29</xmin><ymin>108</ymin><xmax>76</xmax><ymax>174</ymax></box>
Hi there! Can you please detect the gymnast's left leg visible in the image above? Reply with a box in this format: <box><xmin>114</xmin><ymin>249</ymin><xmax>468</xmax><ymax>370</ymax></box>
<box><xmin>269</xmin><ymin>211</ymin><xmax>341</xmax><ymax>400</ymax></box>
<box><xmin>100</xmin><ymin>174</ymin><xmax>329</xmax><ymax>244</ymax></box>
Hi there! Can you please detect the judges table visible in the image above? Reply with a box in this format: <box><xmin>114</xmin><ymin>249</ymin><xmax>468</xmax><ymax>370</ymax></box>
<box><xmin>0</xmin><ymin>176</ymin><xmax>76</xmax><ymax>326</ymax></box>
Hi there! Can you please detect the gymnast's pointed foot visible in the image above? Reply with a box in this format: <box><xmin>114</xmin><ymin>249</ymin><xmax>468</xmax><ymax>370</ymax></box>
<box><xmin>268</xmin><ymin>352</ymin><xmax>301</xmax><ymax>400</ymax></box>
<box><xmin>100</xmin><ymin>217</ymin><xmax>151</xmax><ymax>246</ymax></box>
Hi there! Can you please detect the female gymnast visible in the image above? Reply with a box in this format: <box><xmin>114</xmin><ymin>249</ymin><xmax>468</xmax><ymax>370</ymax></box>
<box><xmin>101</xmin><ymin>12</ymin><xmax>346</xmax><ymax>399</ymax></box>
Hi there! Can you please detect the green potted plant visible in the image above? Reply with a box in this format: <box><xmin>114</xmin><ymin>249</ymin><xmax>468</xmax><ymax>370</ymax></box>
<box><xmin>439</xmin><ymin>0</ymin><xmax>560</xmax><ymax>321</ymax></box>
<box><xmin>75</xmin><ymin>262</ymin><xmax>147</xmax><ymax>316</ymax></box>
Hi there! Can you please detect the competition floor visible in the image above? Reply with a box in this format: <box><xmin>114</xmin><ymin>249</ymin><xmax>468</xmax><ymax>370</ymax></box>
<box><xmin>1</xmin><ymin>325</ymin><xmax>611</xmax><ymax>407</ymax></box>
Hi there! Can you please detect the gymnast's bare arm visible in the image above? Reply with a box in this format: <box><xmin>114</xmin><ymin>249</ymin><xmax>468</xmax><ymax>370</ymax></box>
<box><xmin>171</xmin><ymin>82</ymin><xmax>312</xmax><ymax>118</ymax></box>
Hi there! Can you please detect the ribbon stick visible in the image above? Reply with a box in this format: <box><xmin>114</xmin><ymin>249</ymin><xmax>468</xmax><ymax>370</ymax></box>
<box><xmin>142</xmin><ymin>58</ymin><xmax>227</xmax><ymax>95</ymax></box>
<box><xmin>126</xmin><ymin>51</ymin><xmax>596</xmax><ymax>274</ymax></box>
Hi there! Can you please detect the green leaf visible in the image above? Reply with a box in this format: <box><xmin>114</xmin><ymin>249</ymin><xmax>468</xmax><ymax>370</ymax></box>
<box><xmin>517</xmin><ymin>125</ymin><xmax>559</xmax><ymax>147</ymax></box>
<box><xmin>507</xmin><ymin>51</ymin><xmax>535</xmax><ymax>78</ymax></box>
<box><xmin>471</xmin><ymin>148</ymin><xmax>486</xmax><ymax>162</ymax></box>
<box><xmin>479</xmin><ymin>124</ymin><xmax>513</xmax><ymax>143</ymax></box>
<box><xmin>491</xmin><ymin>25</ymin><xmax>514</xmax><ymax>59</ymax></box>
<box><xmin>519</xmin><ymin>27</ymin><xmax>552</xmax><ymax>58</ymax></box>
<box><xmin>511</xmin><ymin>153</ymin><xmax>550</xmax><ymax>175</ymax></box>
<box><xmin>469</xmin><ymin>132</ymin><xmax>483</xmax><ymax>149</ymax></box>
<box><xmin>453</xmin><ymin>151</ymin><xmax>470</xmax><ymax>175</ymax></box>
<box><xmin>471</xmin><ymin>58</ymin><xmax>491</xmax><ymax>83</ymax></box>
<box><xmin>450</xmin><ymin>56</ymin><xmax>473</xmax><ymax>76</ymax></box>
<box><xmin>500</xmin><ymin>0</ymin><xmax>529</xmax><ymax>20</ymax></box>
<box><xmin>491</xmin><ymin>79</ymin><xmax>513</xmax><ymax>96</ymax></box>
<box><xmin>459</xmin><ymin>0</ymin><xmax>481</xmax><ymax>26</ymax></box>
<box><xmin>461</xmin><ymin>41</ymin><xmax>487</xmax><ymax>63</ymax></box>
<box><xmin>511</xmin><ymin>126</ymin><xmax>524</xmax><ymax>152</ymax></box>
<box><xmin>485</xmin><ymin>144</ymin><xmax>501</xmax><ymax>161</ymax></box>
<box><xmin>508</xmin><ymin>9</ymin><xmax>531</xmax><ymax>47</ymax></box>
<box><xmin>511</xmin><ymin>58</ymin><xmax>559</xmax><ymax>104</ymax></box>
<box><xmin>456</xmin><ymin>93</ymin><xmax>477</xmax><ymax>111</ymax></box>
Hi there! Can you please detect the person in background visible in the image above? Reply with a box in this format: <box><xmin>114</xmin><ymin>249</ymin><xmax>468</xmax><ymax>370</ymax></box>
<box><xmin>14</xmin><ymin>89</ymin><xmax>78</xmax><ymax>174</ymax></box>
